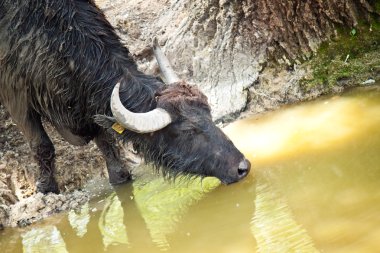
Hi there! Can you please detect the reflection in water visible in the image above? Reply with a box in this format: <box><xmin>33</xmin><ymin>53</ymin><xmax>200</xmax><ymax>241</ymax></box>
<box><xmin>98</xmin><ymin>193</ymin><xmax>129</xmax><ymax>249</ymax></box>
<box><xmin>252</xmin><ymin>172</ymin><xmax>319</xmax><ymax>253</ymax></box>
<box><xmin>68</xmin><ymin>203</ymin><xmax>90</xmax><ymax>238</ymax></box>
<box><xmin>22</xmin><ymin>226</ymin><xmax>68</xmax><ymax>253</ymax></box>
<box><xmin>133</xmin><ymin>176</ymin><xmax>220</xmax><ymax>250</ymax></box>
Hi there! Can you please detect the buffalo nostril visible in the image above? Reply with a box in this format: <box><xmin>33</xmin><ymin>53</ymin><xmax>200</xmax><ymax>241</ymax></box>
<box><xmin>237</xmin><ymin>159</ymin><xmax>251</xmax><ymax>178</ymax></box>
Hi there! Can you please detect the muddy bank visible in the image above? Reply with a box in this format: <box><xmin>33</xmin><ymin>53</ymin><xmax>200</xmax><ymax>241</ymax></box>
<box><xmin>0</xmin><ymin>103</ymin><xmax>142</xmax><ymax>228</ymax></box>
<box><xmin>0</xmin><ymin>105</ymin><xmax>111</xmax><ymax>227</ymax></box>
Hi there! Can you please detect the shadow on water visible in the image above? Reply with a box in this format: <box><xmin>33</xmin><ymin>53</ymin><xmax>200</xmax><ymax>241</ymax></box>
<box><xmin>1</xmin><ymin>85</ymin><xmax>380</xmax><ymax>253</ymax></box>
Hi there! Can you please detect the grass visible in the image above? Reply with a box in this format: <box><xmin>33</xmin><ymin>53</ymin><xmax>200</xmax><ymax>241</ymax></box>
<box><xmin>301</xmin><ymin>19</ymin><xmax>380</xmax><ymax>90</ymax></box>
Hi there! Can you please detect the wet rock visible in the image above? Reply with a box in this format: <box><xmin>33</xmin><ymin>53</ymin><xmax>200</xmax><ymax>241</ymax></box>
<box><xmin>4</xmin><ymin>191</ymin><xmax>89</xmax><ymax>227</ymax></box>
<box><xmin>362</xmin><ymin>79</ymin><xmax>376</xmax><ymax>85</ymax></box>
<box><xmin>0</xmin><ymin>205</ymin><xmax>9</xmax><ymax>229</ymax></box>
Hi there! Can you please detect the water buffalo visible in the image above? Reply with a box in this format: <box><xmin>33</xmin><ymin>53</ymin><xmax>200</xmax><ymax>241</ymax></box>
<box><xmin>0</xmin><ymin>0</ymin><xmax>250</xmax><ymax>194</ymax></box>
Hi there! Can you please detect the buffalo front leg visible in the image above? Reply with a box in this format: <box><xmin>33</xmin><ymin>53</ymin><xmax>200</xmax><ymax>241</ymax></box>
<box><xmin>33</xmin><ymin>136</ymin><xmax>59</xmax><ymax>194</ymax></box>
<box><xmin>94</xmin><ymin>132</ymin><xmax>131</xmax><ymax>184</ymax></box>
<box><xmin>4</xmin><ymin>106</ymin><xmax>59</xmax><ymax>193</ymax></box>
<box><xmin>25</xmin><ymin>113</ymin><xmax>59</xmax><ymax>194</ymax></box>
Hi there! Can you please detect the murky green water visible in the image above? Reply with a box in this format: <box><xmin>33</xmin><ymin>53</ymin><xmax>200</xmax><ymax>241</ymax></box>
<box><xmin>1</xmin><ymin>85</ymin><xmax>380</xmax><ymax>253</ymax></box>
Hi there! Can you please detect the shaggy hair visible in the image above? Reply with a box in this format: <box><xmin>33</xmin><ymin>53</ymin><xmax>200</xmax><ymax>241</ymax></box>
<box><xmin>0</xmin><ymin>0</ymin><xmax>161</xmax><ymax>135</ymax></box>
<box><xmin>1</xmin><ymin>0</ymin><xmax>247</xmax><ymax>188</ymax></box>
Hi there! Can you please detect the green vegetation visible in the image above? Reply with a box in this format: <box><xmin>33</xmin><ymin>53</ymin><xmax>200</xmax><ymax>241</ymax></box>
<box><xmin>376</xmin><ymin>2</ymin><xmax>380</xmax><ymax>13</ymax></box>
<box><xmin>301</xmin><ymin>20</ymin><xmax>380</xmax><ymax>90</ymax></box>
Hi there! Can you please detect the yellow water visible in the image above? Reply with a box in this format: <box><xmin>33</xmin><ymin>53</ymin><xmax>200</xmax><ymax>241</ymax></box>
<box><xmin>1</xmin><ymin>85</ymin><xmax>380</xmax><ymax>253</ymax></box>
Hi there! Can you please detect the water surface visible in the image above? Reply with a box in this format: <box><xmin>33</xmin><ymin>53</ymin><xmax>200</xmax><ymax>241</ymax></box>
<box><xmin>1</xmin><ymin>85</ymin><xmax>380</xmax><ymax>253</ymax></box>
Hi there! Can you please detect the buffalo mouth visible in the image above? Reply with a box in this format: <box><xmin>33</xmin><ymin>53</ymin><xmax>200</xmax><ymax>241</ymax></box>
<box><xmin>218</xmin><ymin>159</ymin><xmax>251</xmax><ymax>184</ymax></box>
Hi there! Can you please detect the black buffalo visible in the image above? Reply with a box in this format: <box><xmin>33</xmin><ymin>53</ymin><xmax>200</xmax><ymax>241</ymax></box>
<box><xmin>0</xmin><ymin>0</ymin><xmax>250</xmax><ymax>194</ymax></box>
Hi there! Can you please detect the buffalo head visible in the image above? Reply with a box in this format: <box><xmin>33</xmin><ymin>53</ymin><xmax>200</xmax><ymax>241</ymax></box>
<box><xmin>96</xmin><ymin>40</ymin><xmax>251</xmax><ymax>184</ymax></box>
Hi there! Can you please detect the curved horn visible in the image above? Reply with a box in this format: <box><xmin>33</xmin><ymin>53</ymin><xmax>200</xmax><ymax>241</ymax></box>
<box><xmin>110</xmin><ymin>83</ymin><xmax>172</xmax><ymax>133</ymax></box>
<box><xmin>153</xmin><ymin>37</ymin><xmax>181</xmax><ymax>84</ymax></box>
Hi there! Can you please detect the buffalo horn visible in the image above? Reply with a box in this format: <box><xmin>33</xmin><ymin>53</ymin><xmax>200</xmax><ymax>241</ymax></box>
<box><xmin>153</xmin><ymin>37</ymin><xmax>181</xmax><ymax>84</ymax></box>
<box><xmin>110</xmin><ymin>83</ymin><xmax>172</xmax><ymax>133</ymax></box>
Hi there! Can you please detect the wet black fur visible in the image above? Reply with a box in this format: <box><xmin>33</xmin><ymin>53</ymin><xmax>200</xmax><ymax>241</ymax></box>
<box><xmin>0</xmin><ymin>0</ymin><xmax>160</xmax><ymax>133</ymax></box>
<box><xmin>0</xmin><ymin>0</ymin><xmax>247</xmax><ymax>191</ymax></box>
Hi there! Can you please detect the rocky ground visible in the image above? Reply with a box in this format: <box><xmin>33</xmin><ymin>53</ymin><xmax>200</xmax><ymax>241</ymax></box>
<box><xmin>0</xmin><ymin>0</ymin><xmax>379</xmax><ymax>228</ymax></box>
<box><xmin>94</xmin><ymin>0</ymin><xmax>379</xmax><ymax>122</ymax></box>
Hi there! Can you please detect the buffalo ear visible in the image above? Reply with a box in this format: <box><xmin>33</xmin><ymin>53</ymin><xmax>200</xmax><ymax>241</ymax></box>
<box><xmin>94</xmin><ymin>115</ymin><xmax>116</xmax><ymax>129</ymax></box>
